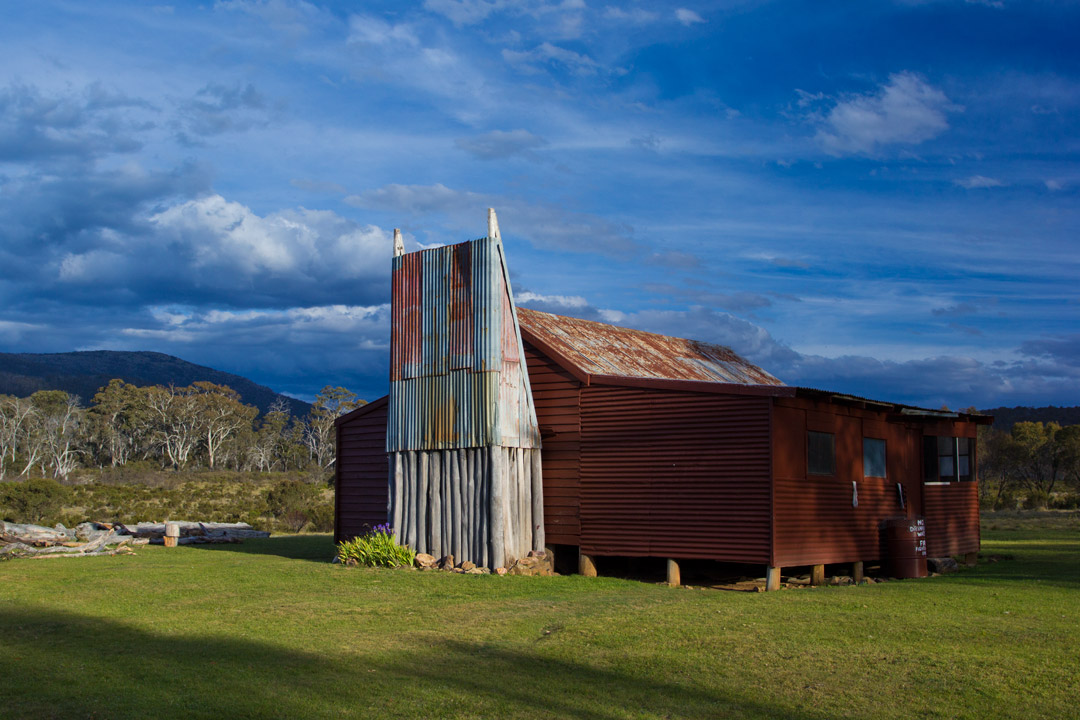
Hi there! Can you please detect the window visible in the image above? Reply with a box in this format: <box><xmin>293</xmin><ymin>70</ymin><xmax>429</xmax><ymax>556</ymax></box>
<box><xmin>924</xmin><ymin>436</ymin><xmax>975</xmax><ymax>483</ymax></box>
<box><xmin>808</xmin><ymin>431</ymin><xmax>835</xmax><ymax>476</ymax></box>
<box><xmin>863</xmin><ymin>438</ymin><xmax>886</xmax><ymax>478</ymax></box>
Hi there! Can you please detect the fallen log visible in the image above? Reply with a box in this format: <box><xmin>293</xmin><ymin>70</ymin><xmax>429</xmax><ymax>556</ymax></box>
<box><xmin>0</xmin><ymin>521</ymin><xmax>74</xmax><ymax>545</ymax></box>
<box><xmin>121</xmin><ymin>521</ymin><xmax>269</xmax><ymax>540</ymax></box>
<box><xmin>0</xmin><ymin>529</ymin><xmax>143</xmax><ymax>558</ymax></box>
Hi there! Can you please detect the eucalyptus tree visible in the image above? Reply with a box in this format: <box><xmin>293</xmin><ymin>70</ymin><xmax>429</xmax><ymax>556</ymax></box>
<box><xmin>89</xmin><ymin>379</ymin><xmax>151</xmax><ymax>467</ymax></box>
<box><xmin>191</xmin><ymin>381</ymin><xmax>257</xmax><ymax>470</ymax></box>
<box><xmin>146</xmin><ymin>385</ymin><xmax>202</xmax><ymax>470</ymax></box>
<box><xmin>303</xmin><ymin>386</ymin><xmax>362</xmax><ymax>470</ymax></box>
<box><xmin>28</xmin><ymin>390</ymin><xmax>84</xmax><ymax>479</ymax></box>
<box><xmin>0</xmin><ymin>395</ymin><xmax>36</xmax><ymax>479</ymax></box>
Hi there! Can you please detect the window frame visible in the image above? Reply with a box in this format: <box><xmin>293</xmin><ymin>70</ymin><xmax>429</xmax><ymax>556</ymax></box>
<box><xmin>923</xmin><ymin>435</ymin><xmax>975</xmax><ymax>484</ymax></box>
<box><xmin>807</xmin><ymin>430</ymin><xmax>836</xmax><ymax>477</ymax></box>
<box><xmin>862</xmin><ymin>437</ymin><xmax>887</xmax><ymax>479</ymax></box>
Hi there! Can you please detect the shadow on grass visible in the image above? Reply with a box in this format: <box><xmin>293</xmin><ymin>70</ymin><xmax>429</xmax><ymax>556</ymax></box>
<box><xmin>189</xmin><ymin>533</ymin><xmax>337</xmax><ymax>562</ymax></box>
<box><xmin>976</xmin><ymin>534</ymin><xmax>1080</xmax><ymax>590</ymax></box>
<box><xmin>0</xmin><ymin>606</ymin><xmax>824</xmax><ymax>720</ymax></box>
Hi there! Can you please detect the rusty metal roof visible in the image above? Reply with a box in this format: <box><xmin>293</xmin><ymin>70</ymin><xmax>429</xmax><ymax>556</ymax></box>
<box><xmin>517</xmin><ymin>308</ymin><xmax>785</xmax><ymax>387</ymax></box>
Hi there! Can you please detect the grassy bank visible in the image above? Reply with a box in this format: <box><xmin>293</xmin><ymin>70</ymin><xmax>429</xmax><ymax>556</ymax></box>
<box><xmin>0</xmin><ymin>512</ymin><xmax>1076</xmax><ymax>719</ymax></box>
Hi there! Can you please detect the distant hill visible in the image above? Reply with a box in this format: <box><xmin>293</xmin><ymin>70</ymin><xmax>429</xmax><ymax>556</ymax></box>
<box><xmin>0</xmin><ymin>351</ymin><xmax>311</xmax><ymax>417</ymax></box>
<box><xmin>981</xmin><ymin>406</ymin><xmax>1080</xmax><ymax>432</ymax></box>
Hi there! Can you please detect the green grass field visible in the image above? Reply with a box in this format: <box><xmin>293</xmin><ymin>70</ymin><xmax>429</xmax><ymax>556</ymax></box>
<box><xmin>2</xmin><ymin>512</ymin><xmax>1077</xmax><ymax>719</ymax></box>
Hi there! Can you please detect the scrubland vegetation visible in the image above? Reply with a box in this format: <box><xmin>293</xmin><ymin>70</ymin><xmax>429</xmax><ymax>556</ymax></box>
<box><xmin>0</xmin><ymin>381</ymin><xmax>360</xmax><ymax>532</ymax></box>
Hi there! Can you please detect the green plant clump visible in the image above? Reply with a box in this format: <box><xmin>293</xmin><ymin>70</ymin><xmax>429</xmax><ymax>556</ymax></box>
<box><xmin>336</xmin><ymin>524</ymin><xmax>415</xmax><ymax>568</ymax></box>
<box><xmin>0</xmin><ymin>478</ymin><xmax>71</xmax><ymax>524</ymax></box>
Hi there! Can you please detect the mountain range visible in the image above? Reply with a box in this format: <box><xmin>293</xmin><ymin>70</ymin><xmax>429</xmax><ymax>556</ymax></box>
<box><xmin>0</xmin><ymin>351</ymin><xmax>311</xmax><ymax>417</ymax></box>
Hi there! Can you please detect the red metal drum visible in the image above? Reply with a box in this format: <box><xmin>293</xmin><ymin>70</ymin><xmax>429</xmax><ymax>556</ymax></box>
<box><xmin>882</xmin><ymin>516</ymin><xmax>928</xmax><ymax>578</ymax></box>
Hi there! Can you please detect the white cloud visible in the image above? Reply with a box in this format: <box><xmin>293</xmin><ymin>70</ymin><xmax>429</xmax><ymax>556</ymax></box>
<box><xmin>346</xmin><ymin>182</ymin><xmax>640</xmax><ymax>256</ymax></box>
<box><xmin>808</xmin><ymin>72</ymin><xmax>960</xmax><ymax>155</ymax></box>
<box><xmin>347</xmin><ymin>14</ymin><xmax>420</xmax><ymax>47</ymax></box>
<box><xmin>604</xmin><ymin>6</ymin><xmax>659</xmax><ymax>23</ymax></box>
<box><xmin>954</xmin><ymin>175</ymin><xmax>1004</xmax><ymax>189</ymax></box>
<box><xmin>51</xmin><ymin>194</ymin><xmax>393</xmax><ymax>308</ymax></box>
<box><xmin>423</xmin><ymin>0</ymin><xmax>502</xmax><ymax>26</ymax></box>
<box><xmin>502</xmin><ymin>42</ymin><xmax>599</xmax><ymax>75</ymax></box>
<box><xmin>455</xmin><ymin>129</ymin><xmax>548</xmax><ymax>159</ymax></box>
<box><xmin>1045</xmin><ymin>179</ymin><xmax>1063</xmax><ymax>191</ymax></box>
<box><xmin>516</xmin><ymin>291</ymin><xmax>588</xmax><ymax>308</ymax></box>
<box><xmin>675</xmin><ymin>8</ymin><xmax>706</xmax><ymax>26</ymax></box>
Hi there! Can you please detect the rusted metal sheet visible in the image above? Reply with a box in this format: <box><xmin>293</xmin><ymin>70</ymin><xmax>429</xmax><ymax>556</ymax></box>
<box><xmin>388</xmin><ymin>236</ymin><xmax>540</xmax><ymax>451</ymax></box>
<box><xmin>578</xmin><ymin>386</ymin><xmax>772</xmax><ymax>562</ymax></box>
<box><xmin>770</xmin><ymin>394</ymin><xmax>980</xmax><ymax>566</ymax></box>
<box><xmin>334</xmin><ymin>396</ymin><xmax>389</xmax><ymax>544</ymax></box>
<box><xmin>518</xmin><ymin>308</ymin><xmax>784</xmax><ymax>387</ymax></box>
<box><xmin>772</xmin><ymin>476</ymin><xmax>903</xmax><ymax>565</ymax></box>
<box><xmin>523</xmin><ymin>341</ymin><xmax>582</xmax><ymax>545</ymax></box>
<box><xmin>923</xmin><ymin>483</ymin><xmax>980</xmax><ymax>557</ymax></box>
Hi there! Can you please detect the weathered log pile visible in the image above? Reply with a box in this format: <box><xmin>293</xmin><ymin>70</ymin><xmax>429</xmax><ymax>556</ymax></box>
<box><xmin>126</xmin><ymin>521</ymin><xmax>271</xmax><ymax>545</ymax></box>
<box><xmin>0</xmin><ymin>520</ymin><xmax>145</xmax><ymax>559</ymax></box>
<box><xmin>0</xmin><ymin>520</ymin><xmax>270</xmax><ymax>558</ymax></box>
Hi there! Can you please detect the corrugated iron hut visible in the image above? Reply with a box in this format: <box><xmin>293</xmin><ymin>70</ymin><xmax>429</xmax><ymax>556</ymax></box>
<box><xmin>381</xmin><ymin>212</ymin><xmax>543</xmax><ymax>569</ymax></box>
<box><xmin>516</xmin><ymin>310</ymin><xmax>986</xmax><ymax>585</ymax></box>
<box><xmin>336</xmin><ymin>214</ymin><xmax>988</xmax><ymax>586</ymax></box>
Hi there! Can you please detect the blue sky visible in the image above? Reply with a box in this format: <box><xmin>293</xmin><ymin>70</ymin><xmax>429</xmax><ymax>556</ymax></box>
<box><xmin>1</xmin><ymin>0</ymin><xmax>1078</xmax><ymax>409</ymax></box>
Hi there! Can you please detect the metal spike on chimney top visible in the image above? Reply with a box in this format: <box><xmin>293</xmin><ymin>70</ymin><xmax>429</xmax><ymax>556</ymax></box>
<box><xmin>393</xmin><ymin>228</ymin><xmax>404</xmax><ymax>257</ymax></box>
<box><xmin>487</xmin><ymin>208</ymin><xmax>500</xmax><ymax>242</ymax></box>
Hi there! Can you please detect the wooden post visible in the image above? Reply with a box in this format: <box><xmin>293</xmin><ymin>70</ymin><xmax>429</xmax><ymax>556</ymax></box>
<box><xmin>164</xmin><ymin>522</ymin><xmax>179</xmax><ymax>548</ymax></box>
<box><xmin>766</xmin><ymin>566</ymin><xmax>781</xmax><ymax>592</ymax></box>
<box><xmin>667</xmin><ymin>559</ymin><xmax>681</xmax><ymax>587</ymax></box>
<box><xmin>530</xmin><ymin>449</ymin><xmax>545</xmax><ymax>553</ymax></box>
<box><xmin>853</xmin><ymin>561</ymin><xmax>864</xmax><ymax>584</ymax></box>
<box><xmin>578</xmin><ymin>550</ymin><xmax>597</xmax><ymax>577</ymax></box>
<box><xmin>489</xmin><ymin>446</ymin><xmax>505</xmax><ymax>569</ymax></box>
<box><xmin>963</xmin><ymin>551</ymin><xmax>978</xmax><ymax>566</ymax></box>
<box><xmin>429</xmin><ymin>453</ymin><xmax>442</xmax><ymax>559</ymax></box>
<box><xmin>417</xmin><ymin>451</ymin><xmax>429</xmax><ymax>556</ymax></box>
<box><xmin>811</xmin><ymin>564</ymin><xmax>825</xmax><ymax>586</ymax></box>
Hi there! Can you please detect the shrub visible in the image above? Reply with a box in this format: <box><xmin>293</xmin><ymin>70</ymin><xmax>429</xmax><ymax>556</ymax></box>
<box><xmin>1023</xmin><ymin>490</ymin><xmax>1049</xmax><ymax>510</ymax></box>
<box><xmin>1050</xmin><ymin>493</ymin><xmax>1080</xmax><ymax>510</ymax></box>
<box><xmin>307</xmin><ymin>502</ymin><xmax>335</xmax><ymax>533</ymax></box>
<box><xmin>266</xmin><ymin>479</ymin><xmax>319</xmax><ymax>532</ymax></box>
<box><xmin>337</xmin><ymin>525</ymin><xmax>415</xmax><ymax>568</ymax></box>
<box><xmin>0</xmin><ymin>478</ymin><xmax>71</xmax><ymax>525</ymax></box>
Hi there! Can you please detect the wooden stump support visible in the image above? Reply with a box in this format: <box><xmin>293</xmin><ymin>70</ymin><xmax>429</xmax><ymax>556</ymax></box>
<box><xmin>667</xmin><ymin>559</ymin><xmax>681</xmax><ymax>588</ymax></box>
<box><xmin>853</xmin><ymin>561</ymin><xmax>864</xmax><ymax>584</ymax></box>
<box><xmin>766</xmin><ymin>566</ymin><xmax>781</xmax><ymax>592</ymax></box>
<box><xmin>578</xmin><ymin>550</ymin><xmax>597</xmax><ymax>577</ymax></box>
<box><xmin>811</xmin><ymin>564</ymin><xmax>825</xmax><ymax>586</ymax></box>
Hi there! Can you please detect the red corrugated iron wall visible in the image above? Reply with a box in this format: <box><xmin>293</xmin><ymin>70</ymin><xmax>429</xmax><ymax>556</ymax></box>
<box><xmin>578</xmin><ymin>386</ymin><xmax>772</xmax><ymax>562</ymax></box>
<box><xmin>335</xmin><ymin>398</ymin><xmax>389</xmax><ymax>543</ymax></box>
<box><xmin>924</xmin><ymin>483</ymin><xmax>980</xmax><ymax>557</ymax></box>
<box><xmin>772</xmin><ymin>400</ymin><xmax>918</xmax><ymax>566</ymax></box>
<box><xmin>524</xmin><ymin>342</ymin><xmax>581</xmax><ymax>545</ymax></box>
<box><xmin>771</xmin><ymin>398</ymin><xmax>980</xmax><ymax>567</ymax></box>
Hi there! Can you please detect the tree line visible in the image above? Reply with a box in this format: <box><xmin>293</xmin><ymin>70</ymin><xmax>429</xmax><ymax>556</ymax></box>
<box><xmin>0</xmin><ymin>381</ymin><xmax>364</xmax><ymax>480</ymax></box>
<box><xmin>979</xmin><ymin>421</ymin><xmax>1080</xmax><ymax>509</ymax></box>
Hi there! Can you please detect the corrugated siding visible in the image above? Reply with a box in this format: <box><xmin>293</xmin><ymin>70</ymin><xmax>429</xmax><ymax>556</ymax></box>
<box><xmin>579</xmin><ymin>387</ymin><xmax>771</xmax><ymax>562</ymax></box>
<box><xmin>773</xmin><ymin>476</ymin><xmax>904</xmax><ymax>565</ymax></box>
<box><xmin>524</xmin><ymin>342</ymin><xmax>581</xmax><ymax>545</ymax></box>
<box><xmin>924</xmin><ymin>484</ymin><xmax>980</xmax><ymax>557</ymax></box>
<box><xmin>335</xmin><ymin>398</ymin><xmax>389</xmax><ymax>543</ymax></box>
<box><xmin>771</xmin><ymin>397</ymin><xmax>979</xmax><ymax>567</ymax></box>
<box><xmin>388</xmin><ymin>237</ymin><xmax>539</xmax><ymax>451</ymax></box>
